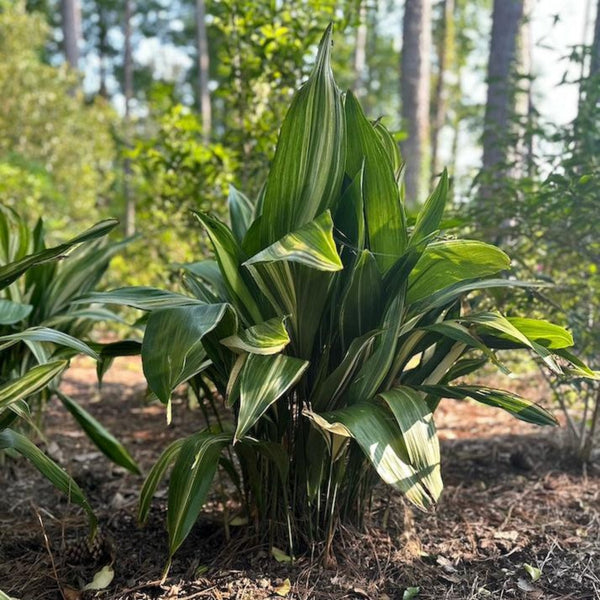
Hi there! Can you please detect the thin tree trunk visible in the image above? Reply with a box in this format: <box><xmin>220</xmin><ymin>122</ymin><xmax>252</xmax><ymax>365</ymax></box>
<box><xmin>353</xmin><ymin>0</ymin><xmax>368</xmax><ymax>102</ymax></box>
<box><xmin>591</xmin><ymin>0</ymin><xmax>600</xmax><ymax>77</ymax></box>
<box><xmin>98</xmin><ymin>1</ymin><xmax>109</xmax><ymax>98</ymax></box>
<box><xmin>514</xmin><ymin>0</ymin><xmax>532</xmax><ymax>177</ymax></box>
<box><xmin>123</xmin><ymin>0</ymin><xmax>135</xmax><ymax>237</ymax></box>
<box><xmin>196</xmin><ymin>0</ymin><xmax>212</xmax><ymax>143</ymax></box>
<box><xmin>431</xmin><ymin>0</ymin><xmax>455</xmax><ymax>179</ymax></box>
<box><xmin>60</xmin><ymin>0</ymin><xmax>81</xmax><ymax>68</ymax></box>
<box><xmin>481</xmin><ymin>0</ymin><xmax>524</xmax><ymax>176</ymax></box>
<box><xmin>400</xmin><ymin>0</ymin><xmax>432</xmax><ymax>208</ymax></box>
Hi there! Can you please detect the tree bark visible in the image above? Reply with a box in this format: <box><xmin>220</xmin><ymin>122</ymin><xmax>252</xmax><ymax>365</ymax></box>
<box><xmin>431</xmin><ymin>0</ymin><xmax>455</xmax><ymax>179</ymax></box>
<box><xmin>481</xmin><ymin>0</ymin><xmax>524</xmax><ymax>175</ymax></box>
<box><xmin>196</xmin><ymin>0</ymin><xmax>212</xmax><ymax>143</ymax></box>
<box><xmin>401</xmin><ymin>0</ymin><xmax>432</xmax><ymax>207</ymax></box>
<box><xmin>353</xmin><ymin>0</ymin><xmax>368</xmax><ymax>102</ymax></box>
<box><xmin>123</xmin><ymin>0</ymin><xmax>135</xmax><ymax>236</ymax></box>
<box><xmin>60</xmin><ymin>0</ymin><xmax>82</xmax><ymax>68</ymax></box>
<box><xmin>591</xmin><ymin>0</ymin><xmax>600</xmax><ymax>77</ymax></box>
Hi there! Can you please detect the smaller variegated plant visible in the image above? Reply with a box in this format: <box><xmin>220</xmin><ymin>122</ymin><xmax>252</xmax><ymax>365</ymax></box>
<box><xmin>83</xmin><ymin>26</ymin><xmax>595</xmax><ymax>566</ymax></box>
<box><xmin>0</xmin><ymin>208</ymin><xmax>140</xmax><ymax>535</ymax></box>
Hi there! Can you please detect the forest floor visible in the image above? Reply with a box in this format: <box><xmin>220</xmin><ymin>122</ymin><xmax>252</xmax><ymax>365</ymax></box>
<box><xmin>1</xmin><ymin>358</ymin><xmax>599</xmax><ymax>600</ymax></box>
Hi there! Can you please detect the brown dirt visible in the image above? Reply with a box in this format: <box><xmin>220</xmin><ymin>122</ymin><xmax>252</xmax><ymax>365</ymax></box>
<box><xmin>1</xmin><ymin>358</ymin><xmax>599</xmax><ymax>600</ymax></box>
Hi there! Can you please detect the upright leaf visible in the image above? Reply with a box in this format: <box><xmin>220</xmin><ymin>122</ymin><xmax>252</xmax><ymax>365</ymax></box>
<box><xmin>235</xmin><ymin>353</ymin><xmax>309</xmax><ymax>441</ymax></box>
<box><xmin>167</xmin><ymin>431</ymin><xmax>231</xmax><ymax>558</ymax></box>
<box><xmin>259</xmin><ymin>25</ymin><xmax>346</xmax><ymax>246</ymax></box>
<box><xmin>345</xmin><ymin>90</ymin><xmax>407</xmax><ymax>272</ymax></box>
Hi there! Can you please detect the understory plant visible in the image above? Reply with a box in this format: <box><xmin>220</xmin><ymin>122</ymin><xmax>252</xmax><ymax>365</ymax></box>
<box><xmin>0</xmin><ymin>208</ymin><xmax>139</xmax><ymax>533</ymax></box>
<box><xmin>84</xmin><ymin>27</ymin><xmax>594</xmax><ymax>566</ymax></box>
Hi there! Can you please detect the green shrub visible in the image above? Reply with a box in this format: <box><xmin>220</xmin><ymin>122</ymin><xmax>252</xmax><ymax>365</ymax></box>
<box><xmin>87</xmin><ymin>27</ymin><xmax>594</xmax><ymax>566</ymax></box>
<box><xmin>0</xmin><ymin>208</ymin><xmax>140</xmax><ymax>533</ymax></box>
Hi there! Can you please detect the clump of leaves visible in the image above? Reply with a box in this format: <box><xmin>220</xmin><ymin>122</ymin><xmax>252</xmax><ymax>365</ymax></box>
<box><xmin>86</xmin><ymin>27</ymin><xmax>594</xmax><ymax>566</ymax></box>
<box><xmin>0</xmin><ymin>208</ymin><xmax>140</xmax><ymax>533</ymax></box>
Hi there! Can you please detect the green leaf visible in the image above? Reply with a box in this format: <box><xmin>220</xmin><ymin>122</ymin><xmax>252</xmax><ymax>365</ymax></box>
<box><xmin>221</xmin><ymin>316</ymin><xmax>290</xmax><ymax>355</ymax></box>
<box><xmin>311</xmin><ymin>329</ymin><xmax>380</xmax><ymax>411</ymax></box>
<box><xmin>410</xmin><ymin>169</ymin><xmax>449</xmax><ymax>247</ymax></box>
<box><xmin>347</xmin><ymin>292</ymin><xmax>405</xmax><ymax>403</ymax></box>
<box><xmin>228</xmin><ymin>185</ymin><xmax>254</xmax><ymax>244</ymax></box>
<box><xmin>75</xmin><ymin>286</ymin><xmax>200</xmax><ymax>311</ymax></box>
<box><xmin>193</xmin><ymin>211</ymin><xmax>263</xmax><ymax>324</ymax></box>
<box><xmin>0</xmin><ymin>360</ymin><xmax>68</xmax><ymax>410</ymax></box>
<box><xmin>178</xmin><ymin>260</ymin><xmax>228</xmax><ymax>300</ymax></box>
<box><xmin>307</xmin><ymin>403</ymin><xmax>434</xmax><ymax>510</ymax></box>
<box><xmin>244</xmin><ymin>211</ymin><xmax>343</xmax><ymax>272</ymax></box>
<box><xmin>0</xmin><ymin>428</ymin><xmax>96</xmax><ymax>533</ymax></box>
<box><xmin>142</xmin><ymin>304</ymin><xmax>233</xmax><ymax>404</ymax></box>
<box><xmin>56</xmin><ymin>391</ymin><xmax>140</xmax><ymax>474</ymax></box>
<box><xmin>465</xmin><ymin>312</ymin><xmax>561</xmax><ymax>374</ymax></box>
<box><xmin>167</xmin><ymin>431</ymin><xmax>230</xmax><ymax>557</ymax></box>
<box><xmin>506</xmin><ymin>317</ymin><xmax>574</xmax><ymax>349</ymax></box>
<box><xmin>0</xmin><ymin>219</ymin><xmax>118</xmax><ymax>290</ymax></box>
<box><xmin>0</xmin><ymin>299</ymin><xmax>32</xmax><ymax>325</ymax></box>
<box><xmin>379</xmin><ymin>387</ymin><xmax>442</xmax><ymax>502</ymax></box>
<box><xmin>0</xmin><ymin>327</ymin><xmax>99</xmax><ymax>360</ymax></box>
<box><xmin>417</xmin><ymin>384</ymin><xmax>558</xmax><ymax>426</ymax></box>
<box><xmin>409</xmin><ymin>278</ymin><xmax>545</xmax><ymax>314</ymax></box>
<box><xmin>407</xmin><ymin>240</ymin><xmax>510</xmax><ymax>304</ymax></box>
<box><xmin>138</xmin><ymin>438</ymin><xmax>185</xmax><ymax>525</ymax></box>
<box><xmin>345</xmin><ymin>90</ymin><xmax>407</xmax><ymax>272</ymax></box>
<box><xmin>338</xmin><ymin>250</ymin><xmax>382</xmax><ymax>349</ymax></box>
<box><xmin>235</xmin><ymin>353</ymin><xmax>308</xmax><ymax>441</ymax></box>
<box><xmin>403</xmin><ymin>587</ymin><xmax>420</xmax><ymax>600</ymax></box>
<box><xmin>421</xmin><ymin>321</ymin><xmax>508</xmax><ymax>374</ymax></box>
<box><xmin>258</xmin><ymin>24</ymin><xmax>346</xmax><ymax>246</ymax></box>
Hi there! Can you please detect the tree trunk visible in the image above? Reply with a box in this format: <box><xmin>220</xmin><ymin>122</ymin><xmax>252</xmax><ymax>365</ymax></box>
<box><xmin>591</xmin><ymin>0</ymin><xmax>600</xmax><ymax>77</ymax></box>
<box><xmin>431</xmin><ymin>0</ymin><xmax>455</xmax><ymax>179</ymax></box>
<box><xmin>196</xmin><ymin>0</ymin><xmax>212</xmax><ymax>143</ymax></box>
<box><xmin>60</xmin><ymin>0</ymin><xmax>81</xmax><ymax>68</ymax></box>
<box><xmin>481</xmin><ymin>0</ymin><xmax>524</xmax><ymax>175</ymax></box>
<box><xmin>514</xmin><ymin>0</ymin><xmax>533</xmax><ymax>177</ymax></box>
<box><xmin>98</xmin><ymin>1</ymin><xmax>109</xmax><ymax>98</ymax></box>
<box><xmin>400</xmin><ymin>0</ymin><xmax>432</xmax><ymax>208</ymax></box>
<box><xmin>353</xmin><ymin>0</ymin><xmax>368</xmax><ymax>102</ymax></box>
<box><xmin>123</xmin><ymin>0</ymin><xmax>135</xmax><ymax>237</ymax></box>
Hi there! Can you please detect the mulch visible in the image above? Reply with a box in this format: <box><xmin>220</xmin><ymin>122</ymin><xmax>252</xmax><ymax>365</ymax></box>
<box><xmin>1</xmin><ymin>358</ymin><xmax>598</xmax><ymax>600</ymax></box>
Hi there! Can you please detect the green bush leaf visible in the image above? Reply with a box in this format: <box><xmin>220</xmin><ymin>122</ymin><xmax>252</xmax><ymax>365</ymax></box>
<box><xmin>235</xmin><ymin>353</ymin><xmax>308</xmax><ymax>441</ymax></box>
<box><xmin>75</xmin><ymin>286</ymin><xmax>201</xmax><ymax>311</ymax></box>
<box><xmin>258</xmin><ymin>24</ymin><xmax>346</xmax><ymax>246</ymax></box>
<box><xmin>167</xmin><ymin>431</ymin><xmax>231</xmax><ymax>557</ymax></box>
<box><xmin>417</xmin><ymin>384</ymin><xmax>558</xmax><ymax>426</ymax></box>
<box><xmin>0</xmin><ymin>428</ymin><xmax>96</xmax><ymax>533</ymax></box>
<box><xmin>407</xmin><ymin>240</ymin><xmax>510</xmax><ymax>304</ymax></box>
<box><xmin>379</xmin><ymin>387</ymin><xmax>442</xmax><ymax>502</ymax></box>
<box><xmin>307</xmin><ymin>403</ymin><xmax>434</xmax><ymax>510</ymax></box>
<box><xmin>0</xmin><ymin>360</ymin><xmax>68</xmax><ymax>410</ymax></box>
<box><xmin>345</xmin><ymin>90</ymin><xmax>407</xmax><ymax>272</ymax></box>
<box><xmin>221</xmin><ymin>316</ymin><xmax>290</xmax><ymax>355</ymax></box>
<box><xmin>142</xmin><ymin>304</ymin><xmax>233</xmax><ymax>404</ymax></box>
<box><xmin>0</xmin><ymin>299</ymin><xmax>32</xmax><ymax>325</ymax></box>
<box><xmin>56</xmin><ymin>390</ymin><xmax>140</xmax><ymax>474</ymax></box>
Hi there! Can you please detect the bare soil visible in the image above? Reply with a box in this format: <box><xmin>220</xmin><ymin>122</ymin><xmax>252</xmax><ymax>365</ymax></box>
<box><xmin>1</xmin><ymin>358</ymin><xmax>599</xmax><ymax>600</ymax></box>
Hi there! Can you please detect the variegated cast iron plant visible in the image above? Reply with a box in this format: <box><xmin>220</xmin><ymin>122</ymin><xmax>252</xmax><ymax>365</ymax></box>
<box><xmin>83</xmin><ymin>26</ymin><xmax>594</xmax><ymax>567</ymax></box>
